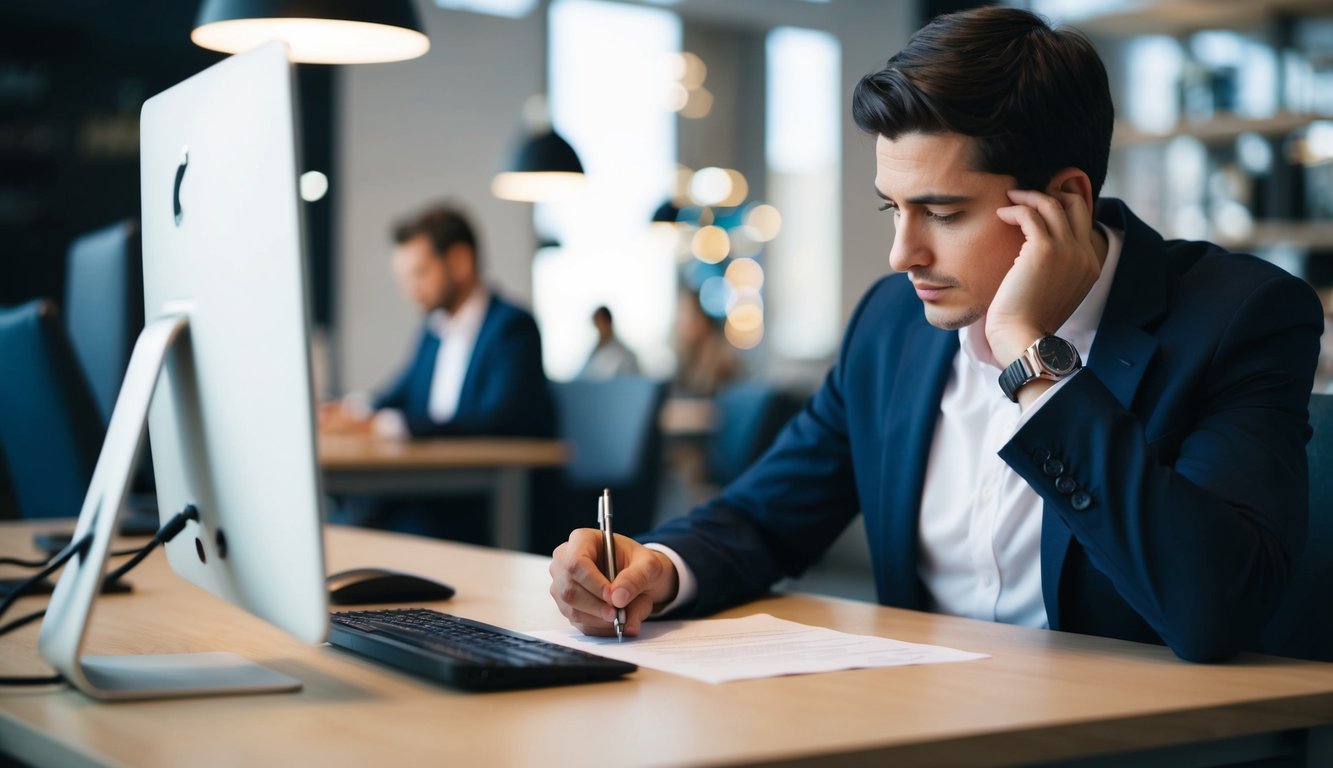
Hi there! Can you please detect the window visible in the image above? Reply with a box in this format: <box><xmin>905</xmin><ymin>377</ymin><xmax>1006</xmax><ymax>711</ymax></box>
<box><xmin>532</xmin><ymin>0</ymin><xmax>681</xmax><ymax>380</ymax></box>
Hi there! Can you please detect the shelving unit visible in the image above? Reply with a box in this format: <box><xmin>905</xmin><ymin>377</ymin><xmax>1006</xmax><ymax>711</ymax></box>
<box><xmin>1112</xmin><ymin>111</ymin><xmax>1327</xmax><ymax>147</ymax></box>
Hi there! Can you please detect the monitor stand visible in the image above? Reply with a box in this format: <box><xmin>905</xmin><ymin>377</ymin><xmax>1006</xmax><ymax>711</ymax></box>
<box><xmin>37</xmin><ymin>313</ymin><xmax>302</xmax><ymax>700</ymax></box>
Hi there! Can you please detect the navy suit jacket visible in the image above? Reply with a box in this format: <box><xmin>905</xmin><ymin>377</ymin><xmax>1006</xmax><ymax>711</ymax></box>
<box><xmin>646</xmin><ymin>199</ymin><xmax>1323</xmax><ymax>662</ymax></box>
<box><xmin>374</xmin><ymin>293</ymin><xmax>555</xmax><ymax>438</ymax></box>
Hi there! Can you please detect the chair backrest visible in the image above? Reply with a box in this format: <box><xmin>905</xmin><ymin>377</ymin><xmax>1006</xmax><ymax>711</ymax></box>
<box><xmin>0</xmin><ymin>299</ymin><xmax>105</xmax><ymax>518</ymax></box>
<box><xmin>1263</xmin><ymin>393</ymin><xmax>1333</xmax><ymax>660</ymax></box>
<box><xmin>553</xmin><ymin>377</ymin><xmax>667</xmax><ymax>486</ymax></box>
<box><xmin>64</xmin><ymin>220</ymin><xmax>143</xmax><ymax>426</ymax></box>
<box><xmin>708</xmin><ymin>381</ymin><xmax>801</xmax><ymax>486</ymax></box>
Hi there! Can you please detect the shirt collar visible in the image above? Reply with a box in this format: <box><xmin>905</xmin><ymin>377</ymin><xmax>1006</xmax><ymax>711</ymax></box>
<box><xmin>960</xmin><ymin>222</ymin><xmax>1124</xmax><ymax>370</ymax></box>
<box><xmin>427</xmin><ymin>286</ymin><xmax>490</xmax><ymax>338</ymax></box>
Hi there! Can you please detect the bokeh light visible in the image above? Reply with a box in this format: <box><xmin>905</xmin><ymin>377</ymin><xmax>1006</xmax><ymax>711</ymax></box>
<box><xmin>691</xmin><ymin>224</ymin><xmax>730</xmax><ymax>263</ymax></box>
<box><xmin>725</xmin><ymin>258</ymin><xmax>764</xmax><ymax>290</ymax></box>
<box><xmin>299</xmin><ymin>170</ymin><xmax>329</xmax><ymax>202</ymax></box>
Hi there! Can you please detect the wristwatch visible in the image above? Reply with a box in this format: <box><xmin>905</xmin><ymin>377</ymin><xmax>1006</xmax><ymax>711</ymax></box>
<box><xmin>998</xmin><ymin>335</ymin><xmax>1081</xmax><ymax>403</ymax></box>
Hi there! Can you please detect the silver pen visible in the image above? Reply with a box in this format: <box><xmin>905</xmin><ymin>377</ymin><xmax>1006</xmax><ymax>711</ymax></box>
<box><xmin>598</xmin><ymin>488</ymin><xmax>626</xmax><ymax>642</ymax></box>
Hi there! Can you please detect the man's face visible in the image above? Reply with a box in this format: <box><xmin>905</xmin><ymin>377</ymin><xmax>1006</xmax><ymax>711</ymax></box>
<box><xmin>875</xmin><ymin>132</ymin><xmax>1026</xmax><ymax>330</ymax></box>
<box><xmin>391</xmin><ymin>234</ymin><xmax>454</xmax><ymax>313</ymax></box>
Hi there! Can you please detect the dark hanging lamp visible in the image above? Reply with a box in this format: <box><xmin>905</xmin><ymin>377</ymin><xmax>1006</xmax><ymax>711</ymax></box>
<box><xmin>193</xmin><ymin>0</ymin><xmax>430</xmax><ymax>64</ymax></box>
<box><xmin>492</xmin><ymin>95</ymin><xmax>586</xmax><ymax>203</ymax></box>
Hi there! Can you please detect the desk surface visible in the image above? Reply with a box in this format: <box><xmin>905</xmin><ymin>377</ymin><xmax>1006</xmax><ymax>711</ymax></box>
<box><xmin>2</xmin><ymin>521</ymin><xmax>1333</xmax><ymax>767</ymax></box>
<box><xmin>318</xmin><ymin>434</ymin><xmax>568</xmax><ymax>470</ymax></box>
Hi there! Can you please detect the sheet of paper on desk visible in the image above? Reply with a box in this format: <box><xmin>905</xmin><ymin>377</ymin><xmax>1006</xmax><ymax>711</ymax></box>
<box><xmin>526</xmin><ymin>613</ymin><xmax>989</xmax><ymax>684</ymax></box>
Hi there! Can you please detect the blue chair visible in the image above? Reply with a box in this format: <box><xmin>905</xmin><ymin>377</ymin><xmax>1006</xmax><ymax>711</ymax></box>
<box><xmin>708</xmin><ymin>381</ymin><xmax>801</xmax><ymax>486</ymax></box>
<box><xmin>538</xmin><ymin>377</ymin><xmax>667</xmax><ymax>553</ymax></box>
<box><xmin>1263</xmin><ymin>393</ymin><xmax>1333</xmax><ymax>661</ymax></box>
<box><xmin>64</xmin><ymin>220</ymin><xmax>143</xmax><ymax>426</ymax></box>
<box><xmin>0</xmin><ymin>300</ymin><xmax>105</xmax><ymax>519</ymax></box>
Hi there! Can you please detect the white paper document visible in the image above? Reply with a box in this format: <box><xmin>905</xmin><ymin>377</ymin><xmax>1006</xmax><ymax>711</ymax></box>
<box><xmin>526</xmin><ymin>613</ymin><xmax>989</xmax><ymax>684</ymax></box>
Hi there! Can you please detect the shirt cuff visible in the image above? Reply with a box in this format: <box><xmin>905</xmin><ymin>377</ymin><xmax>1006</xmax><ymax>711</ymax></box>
<box><xmin>1013</xmin><ymin>370</ymin><xmax>1080</xmax><ymax>434</ymax></box>
<box><xmin>642</xmin><ymin>543</ymin><xmax>697</xmax><ymax>617</ymax></box>
<box><xmin>371</xmin><ymin>408</ymin><xmax>410</xmax><ymax>440</ymax></box>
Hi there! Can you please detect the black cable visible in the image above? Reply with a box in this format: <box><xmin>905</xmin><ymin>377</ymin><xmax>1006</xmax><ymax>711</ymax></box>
<box><xmin>0</xmin><ymin>535</ymin><xmax>92</xmax><ymax>627</ymax></box>
<box><xmin>0</xmin><ymin>507</ymin><xmax>200</xmax><ymax>686</ymax></box>
<box><xmin>0</xmin><ymin>545</ymin><xmax>147</xmax><ymax>568</ymax></box>
<box><xmin>103</xmin><ymin>506</ymin><xmax>198</xmax><ymax>587</ymax></box>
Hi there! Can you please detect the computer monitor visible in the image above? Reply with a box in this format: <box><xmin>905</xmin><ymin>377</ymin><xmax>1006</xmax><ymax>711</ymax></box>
<box><xmin>39</xmin><ymin>41</ymin><xmax>328</xmax><ymax>700</ymax></box>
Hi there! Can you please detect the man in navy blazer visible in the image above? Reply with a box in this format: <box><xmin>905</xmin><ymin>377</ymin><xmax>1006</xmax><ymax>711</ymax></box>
<box><xmin>322</xmin><ymin>205</ymin><xmax>554</xmax><ymax>541</ymax></box>
<box><xmin>371</xmin><ymin>293</ymin><xmax>555</xmax><ymax>438</ymax></box>
<box><xmin>324</xmin><ymin>204</ymin><xmax>554</xmax><ymax>440</ymax></box>
<box><xmin>548</xmin><ymin>8</ymin><xmax>1323</xmax><ymax>662</ymax></box>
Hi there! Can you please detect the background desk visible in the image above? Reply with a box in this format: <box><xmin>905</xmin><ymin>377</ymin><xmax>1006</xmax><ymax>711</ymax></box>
<box><xmin>2</xmin><ymin>521</ymin><xmax>1332</xmax><ymax>767</ymax></box>
<box><xmin>318</xmin><ymin>435</ymin><xmax>567</xmax><ymax>550</ymax></box>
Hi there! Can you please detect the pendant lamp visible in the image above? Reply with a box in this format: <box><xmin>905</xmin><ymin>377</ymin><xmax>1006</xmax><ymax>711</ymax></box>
<box><xmin>193</xmin><ymin>0</ymin><xmax>430</xmax><ymax>64</ymax></box>
<box><xmin>492</xmin><ymin>95</ymin><xmax>586</xmax><ymax>203</ymax></box>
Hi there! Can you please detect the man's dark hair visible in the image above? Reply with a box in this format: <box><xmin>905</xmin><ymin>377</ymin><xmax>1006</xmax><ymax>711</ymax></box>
<box><xmin>593</xmin><ymin>306</ymin><xmax>613</xmax><ymax>324</ymax></box>
<box><xmin>852</xmin><ymin>6</ymin><xmax>1113</xmax><ymax>198</ymax></box>
<box><xmin>392</xmin><ymin>204</ymin><xmax>480</xmax><ymax>264</ymax></box>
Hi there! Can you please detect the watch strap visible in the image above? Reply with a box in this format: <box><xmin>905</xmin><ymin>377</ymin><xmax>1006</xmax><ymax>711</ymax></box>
<box><xmin>998</xmin><ymin>355</ymin><xmax>1034</xmax><ymax>403</ymax></box>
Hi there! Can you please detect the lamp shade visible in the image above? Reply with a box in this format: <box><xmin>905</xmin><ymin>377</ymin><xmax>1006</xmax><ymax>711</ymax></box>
<box><xmin>491</xmin><ymin>129</ymin><xmax>586</xmax><ymax>203</ymax></box>
<box><xmin>193</xmin><ymin>0</ymin><xmax>430</xmax><ymax>64</ymax></box>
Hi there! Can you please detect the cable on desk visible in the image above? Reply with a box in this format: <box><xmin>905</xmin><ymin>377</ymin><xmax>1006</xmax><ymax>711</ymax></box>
<box><xmin>0</xmin><ymin>545</ymin><xmax>149</xmax><ymax>568</ymax></box>
<box><xmin>0</xmin><ymin>506</ymin><xmax>200</xmax><ymax>686</ymax></box>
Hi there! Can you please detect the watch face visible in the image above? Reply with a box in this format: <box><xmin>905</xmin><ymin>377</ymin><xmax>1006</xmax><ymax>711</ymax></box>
<box><xmin>1037</xmin><ymin>336</ymin><xmax>1079</xmax><ymax>374</ymax></box>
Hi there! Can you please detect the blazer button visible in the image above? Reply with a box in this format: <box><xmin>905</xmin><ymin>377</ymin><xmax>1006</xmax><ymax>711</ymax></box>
<box><xmin>1070</xmin><ymin>491</ymin><xmax>1093</xmax><ymax>511</ymax></box>
<box><xmin>1055</xmin><ymin>476</ymin><xmax>1077</xmax><ymax>494</ymax></box>
<box><xmin>1042</xmin><ymin>458</ymin><xmax>1064</xmax><ymax>477</ymax></box>
<box><xmin>1032</xmin><ymin>447</ymin><xmax>1052</xmax><ymax>463</ymax></box>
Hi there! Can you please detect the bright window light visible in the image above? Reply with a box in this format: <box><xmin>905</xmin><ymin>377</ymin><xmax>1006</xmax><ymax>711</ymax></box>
<box><xmin>766</xmin><ymin>26</ymin><xmax>840</xmax><ymax>360</ymax></box>
<box><xmin>434</xmin><ymin>0</ymin><xmax>538</xmax><ymax>18</ymax></box>
<box><xmin>533</xmin><ymin>0</ymin><xmax>680</xmax><ymax>380</ymax></box>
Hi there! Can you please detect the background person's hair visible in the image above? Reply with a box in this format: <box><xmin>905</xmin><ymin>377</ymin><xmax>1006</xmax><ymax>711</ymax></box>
<box><xmin>392</xmin><ymin>204</ymin><xmax>481</xmax><ymax>265</ymax></box>
<box><xmin>593</xmin><ymin>305</ymin><xmax>613</xmax><ymax>324</ymax></box>
<box><xmin>852</xmin><ymin>6</ymin><xmax>1113</xmax><ymax>198</ymax></box>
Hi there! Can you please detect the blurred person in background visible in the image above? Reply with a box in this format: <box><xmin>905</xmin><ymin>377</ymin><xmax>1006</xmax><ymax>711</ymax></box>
<box><xmin>672</xmin><ymin>289</ymin><xmax>740</xmax><ymax>398</ymax></box>
<box><xmin>321</xmin><ymin>203</ymin><xmax>554</xmax><ymax>439</ymax></box>
<box><xmin>578</xmin><ymin>305</ymin><xmax>640</xmax><ymax>380</ymax></box>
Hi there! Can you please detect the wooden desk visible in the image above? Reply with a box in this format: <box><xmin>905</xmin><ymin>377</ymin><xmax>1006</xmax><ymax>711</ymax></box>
<box><xmin>2</xmin><ymin>521</ymin><xmax>1332</xmax><ymax>767</ymax></box>
<box><xmin>318</xmin><ymin>435</ymin><xmax>568</xmax><ymax>550</ymax></box>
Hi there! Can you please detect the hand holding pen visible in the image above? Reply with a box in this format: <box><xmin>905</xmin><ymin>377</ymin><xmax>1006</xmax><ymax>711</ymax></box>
<box><xmin>546</xmin><ymin>497</ymin><xmax>682</xmax><ymax>639</ymax></box>
<box><xmin>598</xmin><ymin>488</ymin><xmax>627</xmax><ymax>641</ymax></box>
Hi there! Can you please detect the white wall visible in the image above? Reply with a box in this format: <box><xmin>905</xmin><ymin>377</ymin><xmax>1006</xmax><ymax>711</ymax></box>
<box><xmin>336</xmin><ymin>0</ymin><xmax>914</xmax><ymax>393</ymax></box>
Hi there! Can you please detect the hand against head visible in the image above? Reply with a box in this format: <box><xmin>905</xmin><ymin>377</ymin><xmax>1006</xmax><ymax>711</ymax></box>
<box><xmin>987</xmin><ymin>176</ymin><xmax>1105</xmax><ymax>365</ymax></box>
<box><xmin>548</xmin><ymin>529</ymin><xmax>679</xmax><ymax>637</ymax></box>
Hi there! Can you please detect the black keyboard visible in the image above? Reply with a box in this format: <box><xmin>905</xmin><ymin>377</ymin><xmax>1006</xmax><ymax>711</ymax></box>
<box><xmin>328</xmin><ymin>608</ymin><xmax>636</xmax><ymax>690</ymax></box>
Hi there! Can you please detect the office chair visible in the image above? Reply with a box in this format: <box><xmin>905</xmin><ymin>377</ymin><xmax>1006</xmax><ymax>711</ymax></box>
<box><xmin>707</xmin><ymin>381</ymin><xmax>801</xmax><ymax>486</ymax></box>
<box><xmin>0</xmin><ymin>299</ymin><xmax>105</xmax><ymax>519</ymax></box>
<box><xmin>65</xmin><ymin>219</ymin><xmax>144</xmax><ymax>425</ymax></box>
<box><xmin>538</xmin><ymin>377</ymin><xmax>667</xmax><ymax>554</ymax></box>
<box><xmin>1263</xmin><ymin>392</ymin><xmax>1333</xmax><ymax>661</ymax></box>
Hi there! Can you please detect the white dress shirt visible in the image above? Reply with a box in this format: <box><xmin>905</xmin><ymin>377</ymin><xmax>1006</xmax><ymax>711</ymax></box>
<box><xmin>368</xmin><ymin>288</ymin><xmax>491</xmax><ymax>439</ymax></box>
<box><xmin>653</xmin><ymin>225</ymin><xmax>1123</xmax><ymax>623</ymax></box>
<box><xmin>426</xmin><ymin>288</ymin><xmax>489</xmax><ymax>423</ymax></box>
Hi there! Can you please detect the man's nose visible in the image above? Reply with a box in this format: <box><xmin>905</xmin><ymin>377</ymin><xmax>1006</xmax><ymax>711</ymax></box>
<box><xmin>888</xmin><ymin>219</ymin><xmax>928</xmax><ymax>273</ymax></box>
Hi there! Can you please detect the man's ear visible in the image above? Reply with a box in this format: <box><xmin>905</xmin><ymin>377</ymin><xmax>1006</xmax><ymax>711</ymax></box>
<box><xmin>1047</xmin><ymin>168</ymin><xmax>1094</xmax><ymax>212</ymax></box>
<box><xmin>445</xmin><ymin>243</ymin><xmax>477</xmax><ymax>283</ymax></box>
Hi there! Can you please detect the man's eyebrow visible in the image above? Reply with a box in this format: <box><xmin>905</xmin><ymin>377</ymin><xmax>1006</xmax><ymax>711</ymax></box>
<box><xmin>874</xmin><ymin>189</ymin><xmax>971</xmax><ymax>206</ymax></box>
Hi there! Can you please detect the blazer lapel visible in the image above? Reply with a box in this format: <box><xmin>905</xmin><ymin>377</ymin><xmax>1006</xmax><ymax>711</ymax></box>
<box><xmin>877</xmin><ymin>319</ymin><xmax>958</xmax><ymax>610</ymax></box>
<box><xmin>456</xmin><ymin>294</ymin><xmax>500</xmax><ymax>411</ymax></box>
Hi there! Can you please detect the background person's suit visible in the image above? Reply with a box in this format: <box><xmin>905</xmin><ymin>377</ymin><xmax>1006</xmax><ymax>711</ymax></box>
<box><xmin>374</xmin><ymin>293</ymin><xmax>555</xmax><ymax>438</ymax></box>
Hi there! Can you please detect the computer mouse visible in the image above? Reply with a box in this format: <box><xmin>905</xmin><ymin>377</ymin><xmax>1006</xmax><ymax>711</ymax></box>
<box><xmin>326</xmin><ymin>567</ymin><xmax>456</xmax><ymax>606</ymax></box>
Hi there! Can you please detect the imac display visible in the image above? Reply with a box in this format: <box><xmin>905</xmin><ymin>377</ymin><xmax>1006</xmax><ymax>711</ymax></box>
<box><xmin>39</xmin><ymin>41</ymin><xmax>328</xmax><ymax>700</ymax></box>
